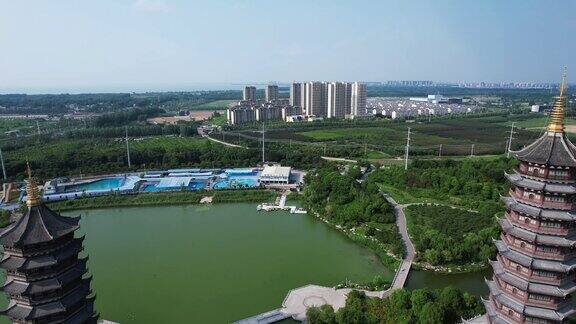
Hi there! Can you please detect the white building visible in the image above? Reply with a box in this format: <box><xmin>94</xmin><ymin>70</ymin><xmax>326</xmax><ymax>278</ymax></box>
<box><xmin>327</xmin><ymin>82</ymin><xmax>346</xmax><ymax>118</ymax></box>
<box><xmin>351</xmin><ymin>82</ymin><xmax>366</xmax><ymax>116</ymax></box>
<box><xmin>305</xmin><ymin>82</ymin><xmax>327</xmax><ymax>117</ymax></box>
<box><xmin>290</xmin><ymin>83</ymin><xmax>302</xmax><ymax>107</ymax></box>
<box><xmin>260</xmin><ymin>165</ymin><xmax>291</xmax><ymax>184</ymax></box>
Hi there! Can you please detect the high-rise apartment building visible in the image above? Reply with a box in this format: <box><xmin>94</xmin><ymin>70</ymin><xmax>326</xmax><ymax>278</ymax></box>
<box><xmin>344</xmin><ymin>82</ymin><xmax>353</xmax><ymax>115</ymax></box>
<box><xmin>243</xmin><ymin>86</ymin><xmax>257</xmax><ymax>101</ymax></box>
<box><xmin>265</xmin><ymin>85</ymin><xmax>278</xmax><ymax>102</ymax></box>
<box><xmin>305</xmin><ymin>82</ymin><xmax>327</xmax><ymax>117</ymax></box>
<box><xmin>351</xmin><ymin>82</ymin><xmax>367</xmax><ymax>116</ymax></box>
<box><xmin>290</xmin><ymin>83</ymin><xmax>301</xmax><ymax>108</ymax></box>
<box><xmin>327</xmin><ymin>82</ymin><xmax>346</xmax><ymax>118</ymax></box>
<box><xmin>301</xmin><ymin>82</ymin><xmax>309</xmax><ymax>113</ymax></box>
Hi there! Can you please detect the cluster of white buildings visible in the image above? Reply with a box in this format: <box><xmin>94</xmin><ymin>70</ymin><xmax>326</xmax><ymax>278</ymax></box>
<box><xmin>289</xmin><ymin>81</ymin><xmax>366</xmax><ymax>119</ymax></box>
<box><xmin>227</xmin><ymin>82</ymin><xmax>367</xmax><ymax>125</ymax></box>
<box><xmin>366</xmin><ymin>95</ymin><xmax>479</xmax><ymax>119</ymax></box>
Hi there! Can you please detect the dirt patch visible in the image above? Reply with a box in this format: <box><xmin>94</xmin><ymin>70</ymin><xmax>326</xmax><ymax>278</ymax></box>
<box><xmin>564</xmin><ymin>125</ymin><xmax>576</xmax><ymax>134</ymax></box>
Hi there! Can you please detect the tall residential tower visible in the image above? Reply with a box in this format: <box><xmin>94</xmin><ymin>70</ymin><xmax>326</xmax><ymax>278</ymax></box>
<box><xmin>305</xmin><ymin>82</ymin><xmax>327</xmax><ymax>117</ymax></box>
<box><xmin>290</xmin><ymin>83</ymin><xmax>301</xmax><ymax>108</ymax></box>
<box><xmin>243</xmin><ymin>86</ymin><xmax>256</xmax><ymax>101</ymax></box>
<box><xmin>327</xmin><ymin>82</ymin><xmax>346</xmax><ymax>118</ymax></box>
<box><xmin>351</xmin><ymin>82</ymin><xmax>366</xmax><ymax>116</ymax></box>
<box><xmin>265</xmin><ymin>85</ymin><xmax>278</xmax><ymax>102</ymax></box>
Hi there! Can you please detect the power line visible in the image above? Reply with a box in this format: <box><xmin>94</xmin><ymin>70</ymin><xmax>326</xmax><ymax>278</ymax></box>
<box><xmin>0</xmin><ymin>146</ymin><xmax>6</xmax><ymax>180</ymax></box>
<box><xmin>405</xmin><ymin>127</ymin><xmax>411</xmax><ymax>170</ymax></box>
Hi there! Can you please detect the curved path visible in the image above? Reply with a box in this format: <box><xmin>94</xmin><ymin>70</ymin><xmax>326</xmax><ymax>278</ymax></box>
<box><xmin>235</xmin><ymin>192</ymin><xmax>418</xmax><ymax>323</ymax></box>
<box><xmin>381</xmin><ymin>192</ymin><xmax>416</xmax><ymax>292</ymax></box>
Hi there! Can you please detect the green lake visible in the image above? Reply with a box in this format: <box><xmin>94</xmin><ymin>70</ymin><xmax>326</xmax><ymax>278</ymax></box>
<box><xmin>0</xmin><ymin>203</ymin><xmax>489</xmax><ymax>323</ymax></box>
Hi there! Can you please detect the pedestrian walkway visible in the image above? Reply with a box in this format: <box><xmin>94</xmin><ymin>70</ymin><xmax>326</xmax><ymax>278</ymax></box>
<box><xmin>235</xmin><ymin>191</ymin><xmax>417</xmax><ymax>323</ymax></box>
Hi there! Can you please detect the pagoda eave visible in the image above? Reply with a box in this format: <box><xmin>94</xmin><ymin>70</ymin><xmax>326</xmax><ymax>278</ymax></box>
<box><xmin>505</xmin><ymin>172</ymin><xmax>576</xmax><ymax>194</ymax></box>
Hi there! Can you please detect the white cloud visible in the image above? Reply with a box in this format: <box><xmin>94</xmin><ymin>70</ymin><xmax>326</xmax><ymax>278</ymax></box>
<box><xmin>132</xmin><ymin>0</ymin><xmax>170</xmax><ymax>13</ymax></box>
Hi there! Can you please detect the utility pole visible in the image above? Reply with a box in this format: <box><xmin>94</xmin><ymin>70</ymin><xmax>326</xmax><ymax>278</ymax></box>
<box><xmin>125</xmin><ymin>126</ymin><xmax>131</xmax><ymax>168</ymax></box>
<box><xmin>506</xmin><ymin>122</ymin><xmax>515</xmax><ymax>158</ymax></box>
<box><xmin>261</xmin><ymin>122</ymin><xmax>265</xmax><ymax>164</ymax></box>
<box><xmin>36</xmin><ymin>121</ymin><xmax>40</xmax><ymax>136</ymax></box>
<box><xmin>364</xmin><ymin>143</ymin><xmax>367</xmax><ymax>157</ymax></box>
<box><xmin>0</xmin><ymin>146</ymin><xmax>6</xmax><ymax>180</ymax></box>
<box><xmin>470</xmin><ymin>144</ymin><xmax>475</xmax><ymax>157</ymax></box>
<box><xmin>404</xmin><ymin>127</ymin><xmax>411</xmax><ymax>170</ymax></box>
<box><xmin>323</xmin><ymin>143</ymin><xmax>327</xmax><ymax>156</ymax></box>
<box><xmin>438</xmin><ymin>144</ymin><xmax>442</xmax><ymax>158</ymax></box>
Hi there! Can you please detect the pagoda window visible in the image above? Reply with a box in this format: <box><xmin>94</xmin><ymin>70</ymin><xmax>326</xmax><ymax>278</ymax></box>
<box><xmin>528</xmin><ymin>166</ymin><xmax>545</xmax><ymax>174</ymax></box>
<box><xmin>536</xmin><ymin>245</ymin><xmax>558</xmax><ymax>253</ymax></box>
<box><xmin>541</xmin><ymin>221</ymin><xmax>562</xmax><ymax>228</ymax></box>
<box><xmin>528</xmin><ymin>293</ymin><xmax>552</xmax><ymax>301</ymax></box>
<box><xmin>550</xmin><ymin>170</ymin><xmax>568</xmax><ymax>177</ymax></box>
<box><xmin>534</xmin><ymin>270</ymin><xmax>557</xmax><ymax>278</ymax></box>
<box><xmin>544</xmin><ymin>196</ymin><xmax>565</xmax><ymax>202</ymax></box>
<box><xmin>525</xmin><ymin>316</ymin><xmax>552</xmax><ymax>324</ymax></box>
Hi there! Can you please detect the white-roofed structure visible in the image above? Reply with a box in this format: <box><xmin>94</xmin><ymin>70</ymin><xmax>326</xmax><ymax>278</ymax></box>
<box><xmin>260</xmin><ymin>165</ymin><xmax>291</xmax><ymax>184</ymax></box>
<box><xmin>157</xmin><ymin>177</ymin><xmax>191</xmax><ymax>189</ymax></box>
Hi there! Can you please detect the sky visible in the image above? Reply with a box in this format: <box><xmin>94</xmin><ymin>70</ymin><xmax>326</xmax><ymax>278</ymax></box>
<box><xmin>0</xmin><ymin>0</ymin><xmax>575</xmax><ymax>93</ymax></box>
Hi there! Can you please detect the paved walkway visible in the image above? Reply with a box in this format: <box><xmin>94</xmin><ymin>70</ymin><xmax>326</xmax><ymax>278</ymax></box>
<box><xmin>205</xmin><ymin>135</ymin><xmax>246</xmax><ymax>148</ymax></box>
<box><xmin>320</xmin><ymin>156</ymin><xmax>358</xmax><ymax>163</ymax></box>
<box><xmin>381</xmin><ymin>193</ymin><xmax>416</xmax><ymax>291</ymax></box>
<box><xmin>235</xmin><ymin>193</ymin><xmax>418</xmax><ymax>323</ymax></box>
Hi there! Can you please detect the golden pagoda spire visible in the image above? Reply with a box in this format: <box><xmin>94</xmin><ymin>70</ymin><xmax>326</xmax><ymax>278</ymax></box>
<box><xmin>25</xmin><ymin>161</ymin><xmax>42</xmax><ymax>207</ymax></box>
<box><xmin>547</xmin><ymin>67</ymin><xmax>568</xmax><ymax>133</ymax></box>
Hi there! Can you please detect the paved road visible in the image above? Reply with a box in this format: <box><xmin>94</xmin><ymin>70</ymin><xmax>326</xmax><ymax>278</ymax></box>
<box><xmin>381</xmin><ymin>193</ymin><xmax>416</xmax><ymax>291</ymax></box>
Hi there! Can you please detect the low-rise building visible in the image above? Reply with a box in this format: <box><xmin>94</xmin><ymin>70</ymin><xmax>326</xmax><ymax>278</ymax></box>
<box><xmin>260</xmin><ymin>165</ymin><xmax>291</xmax><ymax>184</ymax></box>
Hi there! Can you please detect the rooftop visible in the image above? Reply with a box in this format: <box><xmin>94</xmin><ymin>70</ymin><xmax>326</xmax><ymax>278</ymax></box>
<box><xmin>261</xmin><ymin>165</ymin><xmax>291</xmax><ymax>179</ymax></box>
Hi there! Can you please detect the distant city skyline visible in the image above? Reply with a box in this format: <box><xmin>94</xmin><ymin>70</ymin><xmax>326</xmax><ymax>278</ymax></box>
<box><xmin>1</xmin><ymin>0</ymin><xmax>575</xmax><ymax>94</ymax></box>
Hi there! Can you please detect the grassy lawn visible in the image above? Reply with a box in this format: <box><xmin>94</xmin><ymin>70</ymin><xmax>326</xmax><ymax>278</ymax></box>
<box><xmin>192</xmin><ymin>100</ymin><xmax>236</xmax><ymax>110</ymax></box>
<box><xmin>364</xmin><ymin>150</ymin><xmax>390</xmax><ymax>159</ymax></box>
<box><xmin>377</xmin><ymin>183</ymin><xmax>467</xmax><ymax>207</ymax></box>
<box><xmin>207</xmin><ymin>114</ymin><xmax>227</xmax><ymax>126</ymax></box>
<box><xmin>377</xmin><ymin>183</ymin><xmax>434</xmax><ymax>204</ymax></box>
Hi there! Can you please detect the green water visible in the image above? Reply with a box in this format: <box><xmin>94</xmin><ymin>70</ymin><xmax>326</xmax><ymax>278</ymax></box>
<box><xmin>0</xmin><ymin>203</ymin><xmax>489</xmax><ymax>323</ymax></box>
<box><xmin>72</xmin><ymin>204</ymin><xmax>392</xmax><ymax>323</ymax></box>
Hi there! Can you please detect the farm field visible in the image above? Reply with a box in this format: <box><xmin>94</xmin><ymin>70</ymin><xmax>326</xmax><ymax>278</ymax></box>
<box><xmin>192</xmin><ymin>99</ymin><xmax>236</xmax><ymax>110</ymax></box>
<box><xmin>498</xmin><ymin>115</ymin><xmax>576</xmax><ymax>131</ymax></box>
<box><xmin>257</xmin><ymin>115</ymin><xmax>545</xmax><ymax>156</ymax></box>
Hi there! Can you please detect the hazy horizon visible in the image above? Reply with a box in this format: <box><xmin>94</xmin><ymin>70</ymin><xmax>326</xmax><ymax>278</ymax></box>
<box><xmin>1</xmin><ymin>0</ymin><xmax>575</xmax><ymax>94</ymax></box>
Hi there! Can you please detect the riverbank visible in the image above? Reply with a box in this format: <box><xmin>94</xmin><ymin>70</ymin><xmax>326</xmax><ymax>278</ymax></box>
<box><xmin>307</xmin><ymin>208</ymin><xmax>401</xmax><ymax>271</ymax></box>
<box><xmin>46</xmin><ymin>189</ymin><xmax>277</xmax><ymax>211</ymax></box>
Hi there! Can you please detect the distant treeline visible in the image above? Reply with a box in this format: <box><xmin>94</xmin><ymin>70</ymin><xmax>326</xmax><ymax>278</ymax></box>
<box><xmin>0</xmin><ymin>91</ymin><xmax>243</xmax><ymax>114</ymax></box>
<box><xmin>93</xmin><ymin>107</ymin><xmax>165</xmax><ymax>127</ymax></box>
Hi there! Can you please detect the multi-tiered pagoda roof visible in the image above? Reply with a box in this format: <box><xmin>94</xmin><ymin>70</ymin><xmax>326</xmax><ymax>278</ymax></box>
<box><xmin>484</xmin><ymin>71</ymin><xmax>576</xmax><ymax>323</ymax></box>
<box><xmin>0</xmin><ymin>165</ymin><xmax>97</xmax><ymax>323</ymax></box>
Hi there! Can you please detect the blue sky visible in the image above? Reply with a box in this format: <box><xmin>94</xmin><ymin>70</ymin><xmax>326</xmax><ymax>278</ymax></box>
<box><xmin>0</xmin><ymin>0</ymin><xmax>575</xmax><ymax>93</ymax></box>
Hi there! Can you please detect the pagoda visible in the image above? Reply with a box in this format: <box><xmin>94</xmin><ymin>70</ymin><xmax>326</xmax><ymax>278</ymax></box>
<box><xmin>484</xmin><ymin>71</ymin><xmax>576</xmax><ymax>323</ymax></box>
<box><xmin>0</xmin><ymin>164</ymin><xmax>97</xmax><ymax>323</ymax></box>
